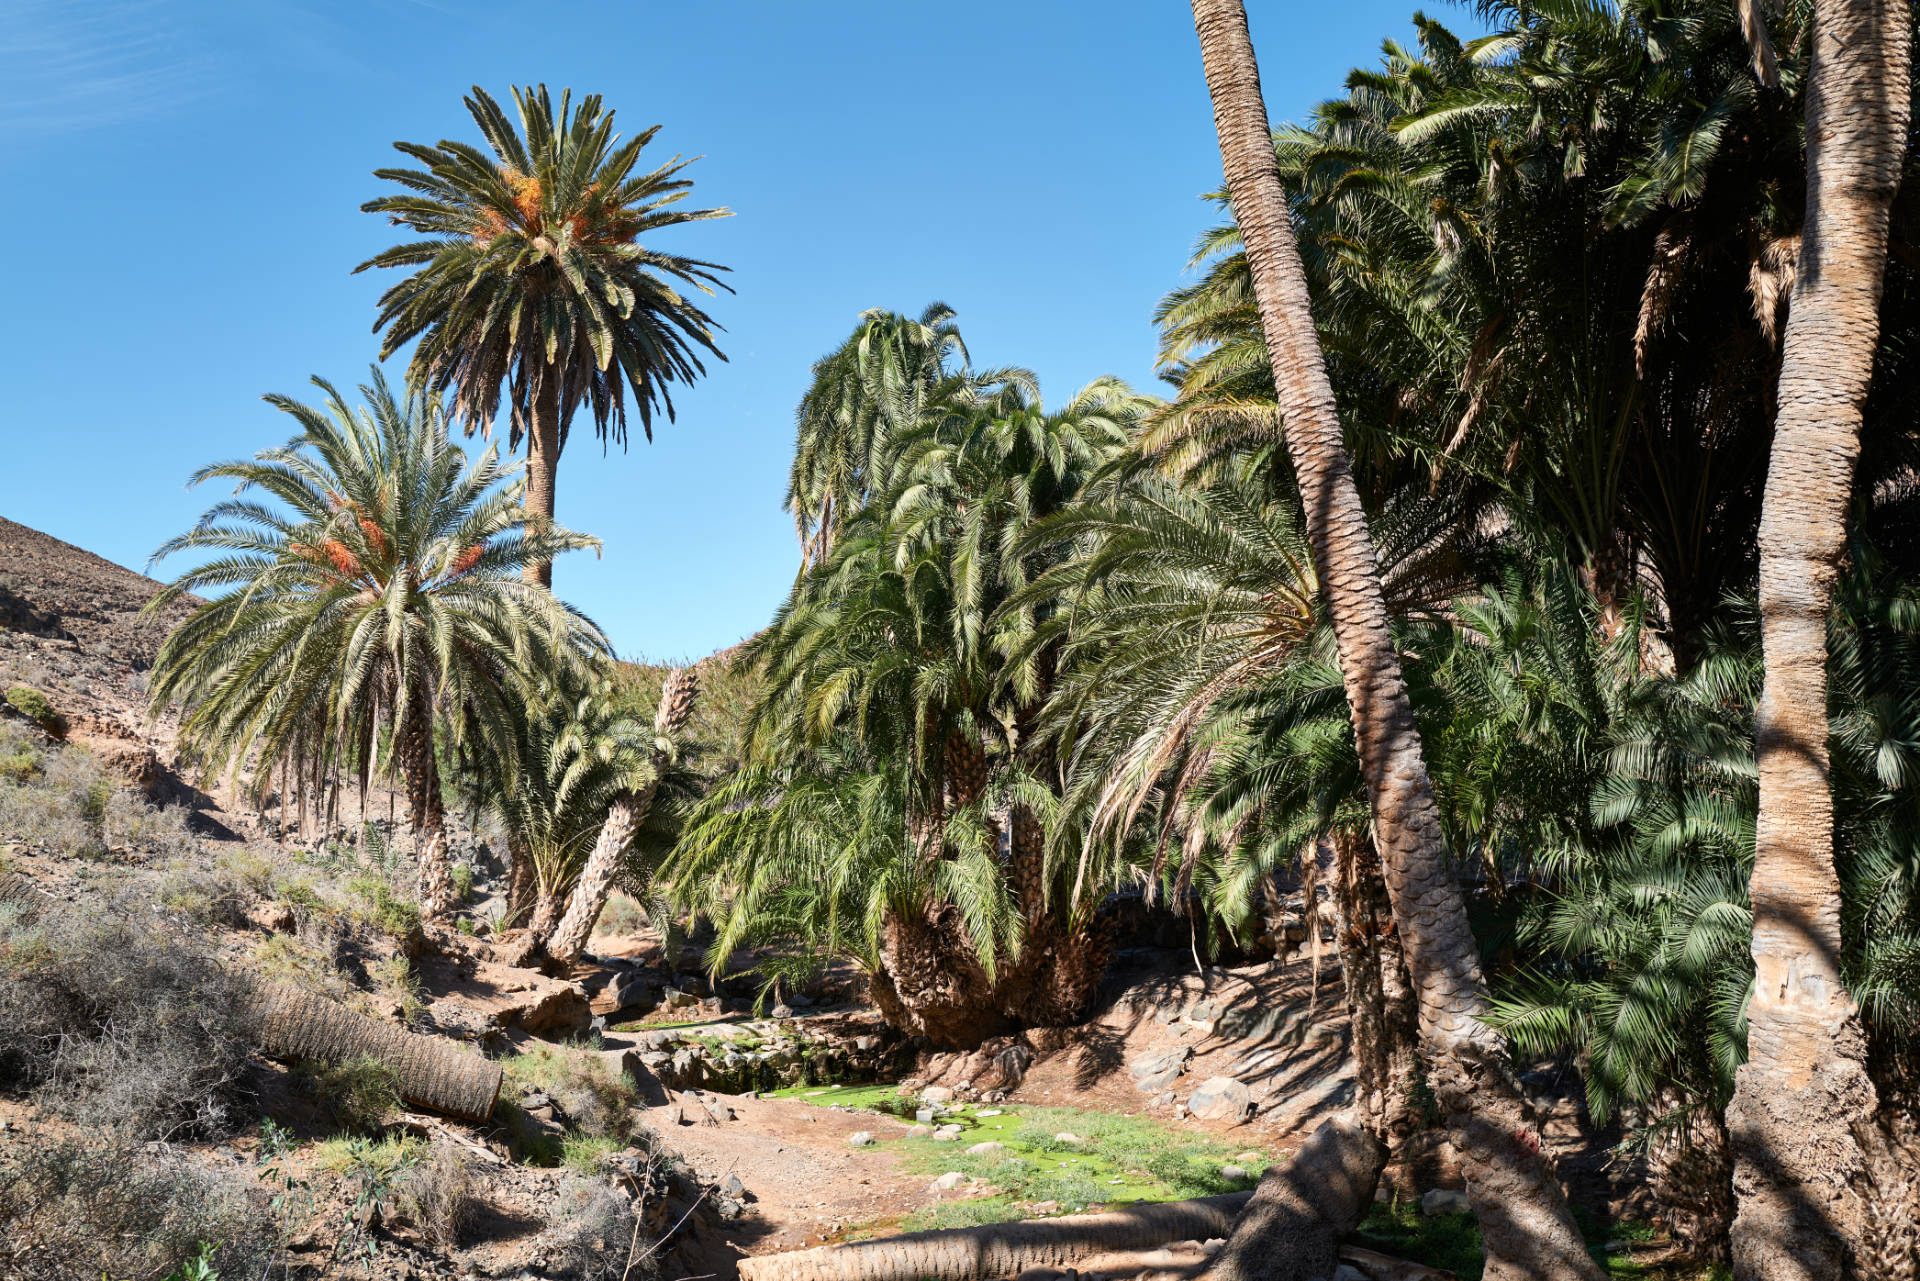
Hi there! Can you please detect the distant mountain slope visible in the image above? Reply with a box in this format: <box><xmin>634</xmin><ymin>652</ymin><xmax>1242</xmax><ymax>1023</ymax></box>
<box><xmin>0</xmin><ymin>516</ymin><xmax>197</xmax><ymax>672</ymax></box>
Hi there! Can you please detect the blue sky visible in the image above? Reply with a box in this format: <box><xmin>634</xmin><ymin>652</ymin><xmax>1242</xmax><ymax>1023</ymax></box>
<box><xmin>4</xmin><ymin>0</ymin><xmax>1455</xmax><ymax>661</ymax></box>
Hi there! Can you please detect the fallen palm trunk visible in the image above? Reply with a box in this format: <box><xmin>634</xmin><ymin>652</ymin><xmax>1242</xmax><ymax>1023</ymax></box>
<box><xmin>238</xmin><ymin>978</ymin><xmax>502</xmax><ymax>1122</ymax></box>
<box><xmin>736</xmin><ymin>1193</ymin><xmax>1254</xmax><ymax>1281</ymax></box>
<box><xmin>0</xmin><ymin>873</ymin><xmax>500</xmax><ymax>1122</ymax></box>
<box><xmin>1198</xmin><ymin>1117</ymin><xmax>1387</xmax><ymax>1281</ymax></box>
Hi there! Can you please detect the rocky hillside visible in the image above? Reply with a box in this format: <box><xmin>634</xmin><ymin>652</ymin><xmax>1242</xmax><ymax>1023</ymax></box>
<box><xmin>0</xmin><ymin>516</ymin><xmax>199</xmax><ymax>795</ymax></box>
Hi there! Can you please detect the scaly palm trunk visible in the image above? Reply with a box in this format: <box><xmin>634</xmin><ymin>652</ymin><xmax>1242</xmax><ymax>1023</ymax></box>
<box><xmin>524</xmin><ymin>371</ymin><xmax>562</xmax><ymax>589</ymax></box>
<box><xmin>546</xmin><ymin>791</ymin><xmax>646</xmax><ymax>965</ymax></box>
<box><xmin>1728</xmin><ymin>0</ymin><xmax>1909</xmax><ymax>1273</ymax></box>
<box><xmin>398</xmin><ymin>709</ymin><xmax>455</xmax><ymax>920</ymax></box>
<box><xmin>1331</xmin><ymin>830</ymin><xmax>1421</xmax><ymax>1143</ymax></box>
<box><xmin>1189</xmin><ymin>4</ymin><xmax>1602</xmax><ymax>1277</ymax></box>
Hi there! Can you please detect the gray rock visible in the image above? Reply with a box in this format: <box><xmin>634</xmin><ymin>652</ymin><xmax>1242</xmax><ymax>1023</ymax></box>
<box><xmin>771</xmin><ymin>1003</ymin><xmax>794</xmax><ymax>1019</ymax></box>
<box><xmin>1221</xmin><ymin>1164</ymin><xmax>1249</xmax><ymax>1182</ymax></box>
<box><xmin>907</xmin><ymin>1124</ymin><xmax>933</xmax><ymax>1138</ymax></box>
<box><xmin>933</xmin><ymin>1125</ymin><xmax>964</xmax><ymax>1141</ymax></box>
<box><xmin>1420</xmin><ymin>1188</ymin><xmax>1473</xmax><ymax>1217</ymax></box>
<box><xmin>848</xmin><ymin>1131</ymin><xmax>874</xmax><ymax>1148</ymax></box>
<box><xmin>1187</xmin><ymin>1075</ymin><xmax>1253</xmax><ymax>1122</ymax></box>
<box><xmin>966</xmin><ymin>1141</ymin><xmax>1007</xmax><ymax>1156</ymax></box>
<box><xmin>921</xmin><ymin>1086</ymin><xmax>954</xmax><ymax>1105</ymax></box>
<box><xmin>929</xmin><ymin>1171</ymin><xmax>968</xmax><ymax>1192</ymax></box>
<box><xmin>723</xmin><ymin>1174</ymin><xmax>747</xmax><ymax>1198</ymax></box>
<box><xmin>1054</xmin><ymin>1132</ymin><xmax>1084</xmax><ymax>1145</ymax></box>
<box><xmin>1130</xmin><ymin>1046</ymin><xmax>1194</xmax><ymax>1094</ymax></box>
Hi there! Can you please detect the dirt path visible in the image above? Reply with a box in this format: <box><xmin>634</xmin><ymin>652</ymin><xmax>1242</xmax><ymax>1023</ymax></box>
<box><xmin>644</xmin><ymin>1092</ymin><xmax>934</xmax><ymax>1261</ymax></box>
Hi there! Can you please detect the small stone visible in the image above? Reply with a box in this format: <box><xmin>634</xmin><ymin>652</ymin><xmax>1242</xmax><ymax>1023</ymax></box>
<box><xmin>1221</xmin><ymin>1164</ymin><xmax>1249</xmax><ymax>1182</ymax></box>
<box><xmin>966</xmin><ymin>1141</ymin><xmax>1006</xmax><ymax>1156</ymax></box>
<box><xmin>975</xmin><ymin>1109</ymin><xmax>1002</xmax><ymax>1118</ymax></box>
<box><xmin>921</xmin><ymin>1086</ymin><xmax>954</xmax><ymax>1105</ymax></box>
<box><xmin>1420</xmin><ymin>1188</ymin><xmax>1473</xmax><ymax>1217</ymax></box>
<box><xmin>1053</xmin><ymin>1132</ymin><xmax>1084</xmax><ymax>1145</ymax></box>
<box><xmin>929</xmin><ymin>1171</ymin><xmax>968</xmax><ymax>1192</ymax></box>
<box><xmin>908</xmin><ymin>1124</ymin><xmax>933</xmax><ymax>1138</ymax></box>
<box><xmin>934</xmin><ymin>1125</ymin><xmax>964</xmax><ymax>1141</ymax></box>
<box><xmin>848</xmin><ymin>1131</ymin><xmax>874</xmax><ymax>1148</ymax></box>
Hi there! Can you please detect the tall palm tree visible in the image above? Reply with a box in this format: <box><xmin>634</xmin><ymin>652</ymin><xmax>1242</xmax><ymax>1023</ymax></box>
<box><xmin>787</xmin><ymin>304</ymin><xmax>971</xmax><ymax>566</ymax></box>
<box><xmin>1728</xmin><ymin>0</ymin><xmax>1911</xmax><ymax>1272</ymax></box>
<box><xmin>1187</xmin><ymin>3</ymin><xmax>1603</xmax><ymax>1277</ymax></box>
<box><xmin>145</xmin><ymin>372</ymin><xmax>608</xmax><ymax>918</ymax></box>
<box><xmin>358</xmin><ymin>85</ymin><xmax>732</xmax><ymax>586</ymax></box>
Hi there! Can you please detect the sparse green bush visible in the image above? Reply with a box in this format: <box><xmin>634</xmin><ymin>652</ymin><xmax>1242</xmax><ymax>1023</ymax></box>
<box><xmin>591</xmin><ymin>891</ymin><xmax>649</xmax><ymax>940</ymax></box>
<box><xmin>305</xmin><ymin>1054</ymin><xmax>402</xmax><ymax>1135</ymax></box>
<box><xmin>371</xmin><ymin>954</ymin><xmax>424</xmax><ymax>1025</ymax></box>
<box><xmin>0</xmin><ymin>1134</ymin><xmax>278</xmax><ymax>1281</ymax></box>
<box><xmin>502</xmin><ymin>1044</ymin><xmax>641</xmax><ymax>1142</ymax></box>
<box><xmin>562</xmin><ymin>1132</ymin><xmax>623</xmax><ymax>1174</ymax></box>
<box><xmin>348</xmin><ymin>875</ymin><xmax>422</xmax><ymax>939</ymax></box>
<box><xmin>450</xmin><ymin>861</ymin><xmax>474</xmax><ymax>901</ymax></box>
<box><xmin>5</xmin><ymin>685</ymin><xmax>65</xmax><ymax>735</ymax></box>
<box><xmin>0</xmin><ymin>901</ymin><xmax>252</xmax><ymax>1138</ymax></box>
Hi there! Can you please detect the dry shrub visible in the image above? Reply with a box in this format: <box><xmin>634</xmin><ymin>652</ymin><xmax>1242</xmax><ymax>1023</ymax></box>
<box><xmin>545</xmin><ymin>1173</ymin><xmax>653</xmax><ymax>1281</ymax></box>
<box><xmin>305</xmin><ymin>1053</ymin><xmax>402</xmax><ymax>1135</ymax></box>
<box><xmin>102</xmin><ymin>790</ymin><xmax>201</xmax><ymax>861</ymax></box>
<box><xmin>0</xmin><ymin>900</ymin><xmax>252</xmax><ymax>1138</ymax></box>
<box><xmin>405</xmin><ymin>1139</ymin><xmax>477</xmax><ymax>1249</ymax></box>
<box><xmin>0</xmin><ymin>1132</ymin><xmax>276</xmax><ymax>1281</ymax></box>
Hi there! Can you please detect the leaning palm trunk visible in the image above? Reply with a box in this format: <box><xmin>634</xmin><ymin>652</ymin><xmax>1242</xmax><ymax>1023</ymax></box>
<box><xmin>1728</xmin><ymin>0</ymin><xmax>1910</xmax><ymax>1273</ymax></box>
<box><xmin>547</xmin><ymin>666</ymin><xmax>701</xmax><ymax>965</ymax></box>
<box><xmin>399</xmin><ymin>710</ymin><xmax>455</xmax><ymax>919</ymax></box>
<box><xmin>545</xmin><ymin>792</ymin><xmax>644</xmax><ymax>964</ymax></box>
<box><xmin>1188</xmin><ymin>3</ymin><xmax>1602</xmax><ymax>1277</ymax></box>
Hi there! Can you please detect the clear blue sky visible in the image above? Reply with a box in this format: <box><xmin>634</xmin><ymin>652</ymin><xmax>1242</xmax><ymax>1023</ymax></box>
<box><xmin>4</xmin><ymin>0</ymin><xmax>1458</xmax><ymax>661</ymax></box>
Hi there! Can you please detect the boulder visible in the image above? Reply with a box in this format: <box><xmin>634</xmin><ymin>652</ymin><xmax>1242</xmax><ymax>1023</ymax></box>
<box><xmin>907</xmin><ymin>1124</ymin><xmax>932</xmax><ymax>1138</ymax></box>
<box><xmin>921</xmin><ymin>1086</ymin><xmax>955</xmax><ymax>1106</ymax></box>
<box><xmin>1130</xmin><ymin>1046</ymin><xmax>1193</xmax><ymax>1094</ymax></box>
<box><xmin>1221</xmin><ymin>1164</ymin><xmax>1249</xmax><ymax>1182</ymax></box>
<box><xmin>967</xmin><ymin>1141</ymin><xmax>1007</xmax><ymax>1156</ymax></box>
<box><xmin>1419</xmin><ymin>1188</ymin><xmax>1473</xmax><ymax>1217</ymax></box>
<box><xmin>929</xmin><ymin>1171</ymin><xmax>968</xmax><ymax>1192</ymax></box>
<box><xmin>848</xmin><ymin>1131</ymin><xmax>875</xmax><ymax>1148</ymax></box>
<box><xmin>489</xmin><ymin>977</ymin><xmax>592</xmax><ymax>1038</ymax></box>
<box><xmin>1187</xmin><ymin>1075</ymin><xmax>1254</xmax><ymax>1123</ymax></box>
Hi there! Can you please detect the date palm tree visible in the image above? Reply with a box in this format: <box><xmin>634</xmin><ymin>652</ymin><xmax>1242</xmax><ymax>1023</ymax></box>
<box><xmin>1729</xmin><ymin>0</ymin><xmax>1911</xmax><ymax>1272</ymax></box>
<box><xmin>145</xmin><ymin>371</ymin><xmax>609</xmax><ymax>918</ymax></box>
<box><xmin>1187</xmin><ymin>3</ymin><xmax>1603</xmax><ymax>1277</ymax></box>
<box><xmin>358</xmin><ymin>84</ymin><xmax>732</xmax><ymax>586</ymax></box>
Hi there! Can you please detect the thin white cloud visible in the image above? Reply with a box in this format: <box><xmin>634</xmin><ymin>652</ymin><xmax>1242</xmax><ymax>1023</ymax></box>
<box><xmin>0</xmin><ymin>0</ymin><xmax>216</xmax><ymax>137</ymax></box>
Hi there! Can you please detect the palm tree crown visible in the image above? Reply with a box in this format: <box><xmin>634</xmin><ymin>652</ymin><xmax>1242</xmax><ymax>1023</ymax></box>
<box><xmin>146</xmin><ymin>370</ymin><xmax>609</xmax><ymax>913</ymax></box>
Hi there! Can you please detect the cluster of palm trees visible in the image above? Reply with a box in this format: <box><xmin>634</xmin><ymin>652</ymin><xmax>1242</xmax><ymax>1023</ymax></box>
<box><xmin>135</xmin><ymin>6</ymin><xmax>1920</xmax><ymax>1276</ymax></box>
<box><xmin>147</xmin><ymin>85</ymin><xmax>729</xmax><ymax>955</ymax></box>
<box><xmin>662</xmin><ymin>0</ymin><xmax>1919</xmax><ymax>1275</ymax></box>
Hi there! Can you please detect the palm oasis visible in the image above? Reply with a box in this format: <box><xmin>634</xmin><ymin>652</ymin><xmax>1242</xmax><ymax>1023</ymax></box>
<box><xmin>2</xmin><ymin>3</ymin><xmax>1918</xmax><ymax>1280</ymax></box>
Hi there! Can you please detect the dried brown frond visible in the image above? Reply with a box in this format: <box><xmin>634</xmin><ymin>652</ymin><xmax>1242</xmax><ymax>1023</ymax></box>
<box><xmin>1635</xmin><ymin>223</ymin><xmax>1691</xmax><ymax>377</ymax></box>
<box><xmin>1749</xmin><ymin>233</ymin><xmax>1800</xmax><ymax>346</ymax></box>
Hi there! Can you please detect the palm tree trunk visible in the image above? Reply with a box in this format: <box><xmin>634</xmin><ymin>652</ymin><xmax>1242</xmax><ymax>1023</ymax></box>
<box><xmin>399</xmin><ymin>712</ymin><xmax>455</xmax><ymax>920</ymax></box>
<box><xmin>1728</xmin><ymin>0</ymin><xmax>1909</xmax><ymax>1273</ymax></box>
<box><xmin>1331</xmin><ymin>830</ymin><xmax>1421</xmax><ymax>1144</ymax></box>
<box><xmin>524</xmin><ymin>372</ymin><xmax>562</xmax><ymax>589</ymax></box>
<box><xmin>1188</xmin><ymin>4</ymin><xmax>1602</xmax><ymax>1277</ymax></box>
<box><xmin>547</xmin><ymin>790</ymin><xmax>647</xmax><ymax>966</ymax></box>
